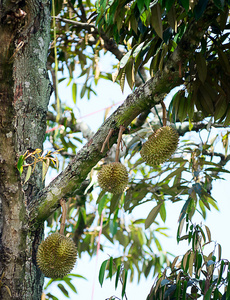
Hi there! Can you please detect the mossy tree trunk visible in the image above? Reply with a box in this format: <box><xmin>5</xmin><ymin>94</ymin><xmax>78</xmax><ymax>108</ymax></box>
<box><xmin>0</xmin><ymin>1</ymin><xmax>51</xmax><ymax>299</ymax></box>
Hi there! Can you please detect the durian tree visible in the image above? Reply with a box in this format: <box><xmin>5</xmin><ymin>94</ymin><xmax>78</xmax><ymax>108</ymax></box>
<box><xmin>0</xmin><ymin>0</ymin><xmax>230</xmax><ymax>299</ymax></box>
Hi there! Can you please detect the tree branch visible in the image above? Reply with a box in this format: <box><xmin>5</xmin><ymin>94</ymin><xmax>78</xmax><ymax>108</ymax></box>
<box><xmin>28</xmin><ymin>6</ymin><xmax>218</xmax><ymax>227</ymax></box>
<box><xmin>29</xmin><ymin>70</ymin><xmax>182</xmax><ymax>226</ymax></box>
<box><xmin>53</xmin><ymin>16</ymin><xmax>124</xmax><ymax>61</ymax></box>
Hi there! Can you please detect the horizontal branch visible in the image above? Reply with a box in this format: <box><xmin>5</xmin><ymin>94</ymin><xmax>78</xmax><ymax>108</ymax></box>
<box><xmin>53</xmin><ymin>16</ymin><xmax>95</xmax><ymax>30</ymax></box>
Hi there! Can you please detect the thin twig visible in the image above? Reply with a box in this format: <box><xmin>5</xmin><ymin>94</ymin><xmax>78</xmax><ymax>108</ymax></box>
<box><xmin>100</xmin><ymin>129</ymin><xmax>114</xmax><ymax>153</ymax></box>
<box><xmin>60</xmin><ymin>199</ymin><xmax>67</xmax><ymax>235</ymax></box>
<box><xmin>115</xmin><ymin>126</ymin><xmax>125</xmax><ymax>162</ymax></box>
<box><xmin>52</xmin><ymin>16</ymin><xmax>95</xmax><ymax>30</ymax></box>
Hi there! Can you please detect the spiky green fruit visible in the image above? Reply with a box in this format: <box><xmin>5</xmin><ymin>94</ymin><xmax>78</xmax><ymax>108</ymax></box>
<box><xmin>98</xmin><ymin>162</ymin><xmax>128</xmax><ymax>194</ymax></box>
<box><xmin>36</xmin><ymin>232</ymin><xmax>77</xmax><ymax>278</ymax></box>
<box><xmin>140</xmin><ymin>126</ymin><xmax>179</xmax><ymax>166</ymax></box>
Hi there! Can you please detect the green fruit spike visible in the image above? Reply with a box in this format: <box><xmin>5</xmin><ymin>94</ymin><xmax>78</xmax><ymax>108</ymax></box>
<box><xmin>140</xmin><ymin>126</ymin><xmax>179</xmax><ymax>166</ymax></box>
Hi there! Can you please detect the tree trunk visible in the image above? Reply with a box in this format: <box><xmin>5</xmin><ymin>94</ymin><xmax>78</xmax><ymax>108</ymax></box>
<box><xmin>0</xmin><ymin>1</ymin><xmax>51</xmax><ymax>299</ymax></box>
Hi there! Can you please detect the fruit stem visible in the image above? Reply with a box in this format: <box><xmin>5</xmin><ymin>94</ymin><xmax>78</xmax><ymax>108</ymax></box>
<box><xmin>100</xmin><ymin>128</ymin><xmax>114</xmax><ymax>153</ymax></box>
<box><xmin>115</xmin><ymin>125</ymin><xmax>125</xmax><ymax>162</ymax></box>
<box><xmin>60</xmin><ymin>199</ymin><xmax>67</xmax><ymax>235</ymax></box>
<box><xmin>161</xmin><ymin>101</ymin><xmax>167</xmax><ymax>126</ymax></box>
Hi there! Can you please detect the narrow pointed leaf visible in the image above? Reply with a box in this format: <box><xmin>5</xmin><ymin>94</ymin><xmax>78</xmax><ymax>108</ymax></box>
<box><xmin>24</xmin><ymin>165</ymin><xmax>32</xmax><ymax>183</ymax></box>
<box><xmin>115</xmin><ymin>265</ymin><xmax>121</xmax><ymax>289</ymax></box>
<box><xmin>151</xmin><ymin>3</ymin><xmax>163</xmax><ymax>39</ymax></box>
<box><xmin>109</xmin><ymin>256</ymin><xmax>113</xmax><ymax>280</ymax></box>
<box><xmin>99</xmin><ymin>259</ymin><xmax>108</xmax><ymax>287</ymax></box>
<box><xmin>122</xmin><ymin>269</ymin><xmax>128</xmax><ymax>299</ymax></box>
<box><xmin>72</xmin><ymin>83</ymin><xmax>77</xmax><ymax>104</ymax></box>
<box><xmin>145</xmin><ymin>203</ymin><xmax>162</xmax><ymax>229</ymax></box>
<box><xmin>196</xmin><ymin>52</ymin><xmax>207</xmax><ymax>83</ymax></box>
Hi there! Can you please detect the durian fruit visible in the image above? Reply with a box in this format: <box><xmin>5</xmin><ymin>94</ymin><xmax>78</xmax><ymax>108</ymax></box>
<box><xmin>98</xmin><ymin>162</ymin><xmax>128</xmax><ymax>194</ymax></box>
<box><xmin>37</xmin><ymin>232</ymin><xmax>77</xmax><ymax>278</ymax></box>
<box><xmin>140</xmin><ymin>126</ymin><xmax>179</xmax><ymax>166</ymax></box>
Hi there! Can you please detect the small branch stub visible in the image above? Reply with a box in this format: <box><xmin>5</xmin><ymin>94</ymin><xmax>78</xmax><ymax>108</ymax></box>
<box><xmin>115</xmin><ymin>126</ymin><xmax>125</xmax><ymax>162</ymax></box>
<box><xmin>59</xmin><ymin>199</ymin><xmax>67</xmax><ymax>235</ymax></box>
<box><xmin>161</xmin><ymin>101</ymin><xmax>167</xmax><ymax>127</ymax></box>
<box><xmin>100</xmin><ymin>128</ymin><xmax>114</xmax><ymax>153</ymax></box>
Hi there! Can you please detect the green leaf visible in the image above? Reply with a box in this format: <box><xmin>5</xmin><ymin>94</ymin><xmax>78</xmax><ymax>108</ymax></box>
<box><xmin>151</xmin><ymin>3</ymin><xmax>163</xmax><ymax>39</ymax></box>
<box><xmin>145</xmin><ymin>203</ymin><xmax>162</xmax><ymax>229</ymax></box>
<box><xmin>144</xmin><ymin>0</ymin><xmax>151</xmax><ymax>7</ymax></box>
<box><xmin>72</xmin><ymin>83</ymin><xmax>77</xmax><ymax>104</ymax></box>
<box><xmin>137</xmin><ymin>0</ymin><xmax>145</xmax><ymax>13</ymax></box>
<box><xmin>214</xmin><ymin>94</ymin><xmax>227</xmax><ymax>121</ymax></box>
<box><xmin>63</xmin><ymin>278</ymin><xmax>77</xmax><ymax>294</ymax></box>
<box><xmin>80</xmin><ymin>85</ymin><xmax>86</xmax><ymax>98</ymax></box>
<box><xmin>24</xmin><ymin>165</ymin><xmax>32</xmax><ymax>184</ymax></box>
<box><xmin>178</xmin><ymin>96</ymin><xmax>188</xmax><ymax>122</ymax></box>
<box><xmin>180</xmin><ymin>0</ymin><xmax>189</xmax><ymax>11</ymax></box>
<box><xmin>109</xmin><ymin>219</ymin><xmax>118</xmax><ymax>237</ymax></box>
<box><xmin>198</xmin><ymin>85</ymin><xmax>214</xmax><ymax>115</ymax></box>
<box><xmin>122</xmin><ymin>269</ymin><xmax>128</xmax><ymax>299</ymax></box>
<box><xmin>182</xmin><ymin>280</ymin><xmax>187</xmax><ymax>300</ymax></box>
<box><xmin>109</xmin><ymin>256</ymin><xmax>113</xmax><ymax>280</ymax></box>
<box><xmin>224</xmin><ymin>106</ymin><xmax>230</xmax><ymax>126</ymax></box>
<box><xmin>178</xmin><ymin>198</ymin><xmax>191</xmax><ymax>223</ymax></box>
<box><xmin>57</xmin><ymin>283</ymin><xmax>69</xmax><ymax>298</ymax></box>
<box><xmin>125</xmin><ymin>59</ymin><xmax>135</xmax><ymax>90</ymax></box>
<box><xmin>17</xmin><ymin>155</ymin><xmax>25</xmax><ymax>175</ymax></box>
<box><xmin>164</xmin><ymin>0</ymin><xmax>175</xmax><ymax>12</ymax></box>
<box><xmin>115</xmin><ymin>265</ymin><xmax>121</xmax><ymax>289</ymax></box>
<box><xmin>98</xmin><ymin>194</ymin><xmax>108</xmax><ymax>216</ymax></box>
<box><xmin>167</xmin><ymin>5</ymin><xmax>177</xmax><ymax>32</ymax></box>
<box><xmin>110</xmin><ymin>193</ymin><xmax>121</xmax><ymax>214</ymax></box>
<box><xmin>120</xmin><ymin>69</ymin><xmax>126</xmax><ymax>93</ymax></box>
<box><xmin>194</xmin><ymin>0</ymin><xmax>208</xmax><ymax>20</ymax></box>
<box><xmin>46</xmin><ymin>294</ymin><xmax>59</xmax><ymax>300</ymax></box>
<box><xmin>213</xmin><ymin>0</ymin><xmax>224</xmax><ymax>10</ymax></box>
<box><xmin>218</xmin><ymin>48</ymin><xmax>230</xmax><ymax>75</ymax></box>
<box><xmin>120</xmin><ymin>50</ymin><xmax>132</xmax><ymax>69</ymax></box>
<box><xmin>66</xmin><ymin>77</ymin><xmax>72</xmax><ymax>86</ymax></box>
<box><xmin>204</xmin><ymin>286</ymin><xmax>213</xmax><ymax>300</ymax></box>
<box><xmin>99</xmin><ymin>259</ymin><xmax>108</xmax><ymax>287</ymax></box>
<box><xmin>67</xmin><ymin>274</ymin><xmax>87</xmax><ymax>279</ymax></box>
<box><xmin>159</xmin><ymin>201</ymin><xmax>166</xmax><ymax>222</ymax></box>
<box><xmin>196</xmin><ymin>52</ymin><xmax>207</xmax><ymax>83</ymax></box>
<box><xmin>205</xmin><ymin>196</ymin><xmax>219</xmax><ymax>211</ymax></box>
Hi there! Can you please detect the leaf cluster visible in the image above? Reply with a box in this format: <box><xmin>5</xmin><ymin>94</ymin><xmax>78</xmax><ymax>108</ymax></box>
<box><xmin>147</xmin><ymin>218</ymin><xmax>230</xmax><ymax>300</ymax></box>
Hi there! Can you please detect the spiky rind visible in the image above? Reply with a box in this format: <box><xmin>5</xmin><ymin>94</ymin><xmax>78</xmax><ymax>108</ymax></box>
<box><xmin>98</xmin><ymin>162</ymin><xmax>128</xmax><ymax>194</ymax></box>
<box><xmin>36</xmin><ymin>232</ymin><xmax>77</xmax><ymax>278</ymax></box>
<box><xmin>140</xmin><ymin>126</ymin><xmax>179</xmax><ymax>166</ymax></box>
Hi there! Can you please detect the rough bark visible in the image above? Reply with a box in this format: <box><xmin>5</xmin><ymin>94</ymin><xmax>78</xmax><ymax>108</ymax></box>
<box><xmin>0</xmin><ymin>1</ymin><xmax>51</xmax><ymax>299</ymax></box>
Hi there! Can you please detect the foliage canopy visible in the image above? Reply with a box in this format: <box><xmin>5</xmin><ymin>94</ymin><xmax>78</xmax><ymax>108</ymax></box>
<box><xmin>36</xmin><ymin>0</ymin><xmax>230</xmax><ymax>299</ymax></box>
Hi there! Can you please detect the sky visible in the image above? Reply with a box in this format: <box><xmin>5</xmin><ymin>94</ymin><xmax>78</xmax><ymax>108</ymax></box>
<box><xmin>43</xmin><ymin>53</ymin><xmax>230</xmax><ymax>300</ymax></box>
